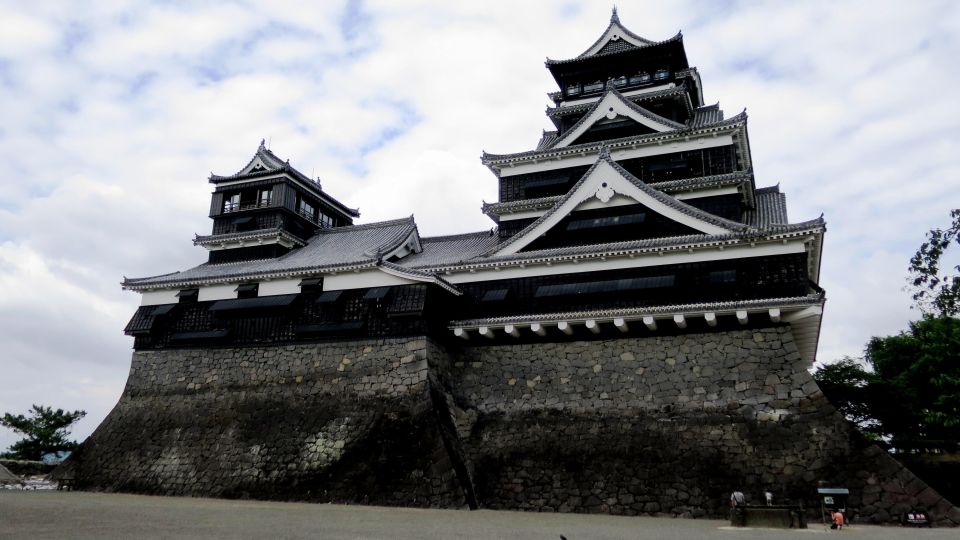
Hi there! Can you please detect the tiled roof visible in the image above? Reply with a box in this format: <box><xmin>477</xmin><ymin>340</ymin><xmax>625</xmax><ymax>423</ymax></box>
<box><xmin>193</xmin><ymin>228</ymin><xmax>307</xmax><ymax>247</ymax></box>
<box><xmin>482</xmin><ymin>110</ymin><xmax>747</xmax><ymax>165</ymax></box>
<box><xmin>688</xmin><ymin>103</ymin><xmax>724</xmax><ymax>128</ymax></box>
<box><xmin>536</xmin><ymin>131</ymin><xmax>559</xmax><ymax>150</ymax></box>
<box><xmin>398</xmin><ymin>231</ymin><xmax>499</xmax><ymax>268</ymax></box>
<box><xmin>744</xmin><ymin>186</ymin><xmax>789</xmax><ymax>227</ymax></box>
<box><xmin>124</xmin><ymin>217</ymin><xmax>417</xmax><ymax>289</ymax></box>
<box><xmin>208</xmin><ymin>141</ymin><xmax>360</xmax><ymax>218</ymax></box>
<box><xmin>547</xmin><ymin>32</ymin><xmax>683</xmax><ymax>66</ymax></box>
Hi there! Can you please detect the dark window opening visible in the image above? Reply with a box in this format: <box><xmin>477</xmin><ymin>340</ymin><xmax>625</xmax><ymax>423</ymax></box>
<box><xmin>566</xmin><ymin>212</ymin><xmax>646</xmax><ymax>231</ymax></box>
<box><xmin>709</xmin><ymin>270</ymin><xmax>737</xmax><ymax>284</ymax></box>
<box><xmin>176</xmin><ymin>289</ymin><xmax>199</xmax><ymax>303</ymax></box>
<box><xmin>299</xmin><ymin>278</ymin><xmax>323</xmax><ymax>293</ymax></box>
<box><xmin>363</xmin><ymin>287</ymin><xmax>391</xmax><ymax>300</ymax></box>
<box><xmin>535</xmin><ymin>275</ymin><xmax>675</xmax><ymax>298</ymax></box>
<box><xmin>235</xmin><ymin>283</ymin><xmax>259</xmax><ymax>299</ymax></box>
<box><xmin>481</xmin><ymin>289</ymin><xmax>510</xmax><ymax>302</ymax></box>
<box><xmin>316</xmin><ymin>290</ymin><xmax>343</xmax><ymax>303</ymax></box>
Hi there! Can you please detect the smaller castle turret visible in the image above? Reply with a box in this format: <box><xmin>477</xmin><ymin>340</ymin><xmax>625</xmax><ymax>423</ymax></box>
<box><xmin>195</xmin><ymin>141</ymin><xmax>359</xmax><ymax>264</ymax></box>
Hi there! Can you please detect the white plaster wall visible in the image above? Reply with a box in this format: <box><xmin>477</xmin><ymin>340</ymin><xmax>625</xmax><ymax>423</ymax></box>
<box><xmin>258</xmin><ymin>279</ymin><xmax>301</xmax><ymax>296</ymax></box>
<box><xmin>140</xmin><ymin>289</ymin><xmax>179</xmax><ymax>306</ymax></box>
<box><xmin>324</xmin><ymin>270</ymin><xmax>417</xmax><ymax>290</ymax></box>
<box><xmin>198</xmin><ymin>284</ymin><xmax>238</xmax><ymax>301</ymax></box>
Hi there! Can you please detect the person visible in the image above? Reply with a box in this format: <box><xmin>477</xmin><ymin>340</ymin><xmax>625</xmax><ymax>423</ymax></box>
<box><xmin>730</xmin><ymin>489</ymin><xmax>746</xmax><ymax>526</ymax></box>
<box><xmin>731</xmin><ymin>489</ymin><xmax>745</xmax><ymax>507</ymax></box>
<box><xmin>831</xmin><ymin>509</ymin><xmax>844</xmax><ymax>530</ymax></box>
<box><xmin>765</xmin><ymin>490</ymin><xmax>773</xmax><ymax>506</ymax></box>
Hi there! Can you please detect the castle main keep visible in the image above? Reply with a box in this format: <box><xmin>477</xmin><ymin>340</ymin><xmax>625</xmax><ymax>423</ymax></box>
<box><xmin>71</xmin><ymin>10</ymin><xmax>959</xmax><ymax>525</ymax></box>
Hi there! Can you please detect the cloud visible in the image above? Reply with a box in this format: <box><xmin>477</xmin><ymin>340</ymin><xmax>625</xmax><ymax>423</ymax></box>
<box><xmin>1</xmin><ymin>0</ymin><xmax>959</xmax><ymax>450</ymax></box>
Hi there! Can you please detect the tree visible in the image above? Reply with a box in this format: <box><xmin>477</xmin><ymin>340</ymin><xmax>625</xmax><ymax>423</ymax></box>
<box><xmin>908</xmin><ymin>208</ymin><xmax>960</xmax><ymax>317</ymax></box>
<box><xmin>812</xmin><ymin>357</ymin><xmax>880</xmax><ymax>438</ymax></box>
<box><xmin>814</xmin><ymin>317</ymin><xmax>960</xmax><ymax>453</ymax></box>
<box><xmin>0</xmin><ymin>405</ymin><xmax>86</xmax><ymax>461</ymax></box>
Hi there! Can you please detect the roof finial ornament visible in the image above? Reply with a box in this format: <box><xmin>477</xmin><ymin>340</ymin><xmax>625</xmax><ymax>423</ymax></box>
<box><xmin>259</xmin><ymin>138</ymin><xmax>266</xmax><ymax>149</ymax></box>
<box><xmin>611</xmin><ymin>5</ymin><xmax>620</xmax><ymax>23</ymax></box>
<box><xmin>599</xmin><ymin>146</ymin><xmax>612</xmax><ymax>160</ymax></box>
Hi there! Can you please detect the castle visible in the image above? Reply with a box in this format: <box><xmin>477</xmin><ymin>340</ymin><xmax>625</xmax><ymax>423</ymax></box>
<box><xmin>69</xmin><ymin>10</ymin><xmax>958</xmax><ymax>524</ymax></box>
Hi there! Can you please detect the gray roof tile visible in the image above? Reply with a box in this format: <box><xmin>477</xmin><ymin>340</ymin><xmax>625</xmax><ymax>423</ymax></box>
<box><xmin>125</xmin><ymin>217</ymin><xmax>416</xmax><ymax>288</ymax></box>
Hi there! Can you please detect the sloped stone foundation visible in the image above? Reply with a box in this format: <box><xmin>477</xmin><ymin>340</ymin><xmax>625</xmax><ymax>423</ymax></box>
<box><xmin>68</xmin><ymin>328</ymin><xmax>959</xmax><ymax>525</ymax></box>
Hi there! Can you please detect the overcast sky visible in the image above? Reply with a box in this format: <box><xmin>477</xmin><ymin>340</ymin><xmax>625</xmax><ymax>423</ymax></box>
<box><xmin>1</xmin><ymin>0</ymin><xmax>958</xmax><ymax>452</ymax></box>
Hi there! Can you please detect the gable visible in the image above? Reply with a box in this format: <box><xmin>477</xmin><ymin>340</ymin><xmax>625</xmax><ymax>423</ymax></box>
<box><xmin>551</xmin><ymin>89</ymin><xmax>684</xmax><ymax>149</ymax></box>
<box><xmin>519</xmin><ymin>200</ymin><xmax>701</xmax><ymax>252</ymax></box>
<box><xmin>492</xmin><ymin>155</ymin><xmax>745</xmax><ymax>256</ymax></box>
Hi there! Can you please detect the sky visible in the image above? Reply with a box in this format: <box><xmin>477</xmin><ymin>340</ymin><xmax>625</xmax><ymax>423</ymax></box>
<box><xmin>0</xmin><ymin>0</ymin><xmax>958</xmax><ymax>452</ymax></box>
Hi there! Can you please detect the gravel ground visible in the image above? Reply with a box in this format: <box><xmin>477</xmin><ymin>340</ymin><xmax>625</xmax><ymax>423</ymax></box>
<box><xmin>0</xmin><ymin>491</ymin><xmax>955</xmax><ymax>540</ymax></box>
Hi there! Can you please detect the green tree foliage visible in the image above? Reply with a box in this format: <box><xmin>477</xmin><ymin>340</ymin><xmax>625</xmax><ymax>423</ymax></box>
<box><xmin>0</xmin><ymin>405</ymin><xmax>86</xmax><ymax>461</ymax></box>
<box><xmin>814</xmin><ymin>317</ymin><xmax>960</xmax><ymax>452</ymax></box>
<box><xmin>812</xmin><ymin>357</ymin><xmax>880</xmax><ymax>437</ymax></box>
<box><xmin>909</xmin><ymin>208</ymin><xmax>960</xmax><ymax>317</ymax></box>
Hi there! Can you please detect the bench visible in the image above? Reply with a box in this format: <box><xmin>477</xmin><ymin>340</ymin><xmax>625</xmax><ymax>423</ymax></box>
<box><xmin>732</xmin><ymin>505</ymin><xmax>807</xmax><ymax>528</ymax></box>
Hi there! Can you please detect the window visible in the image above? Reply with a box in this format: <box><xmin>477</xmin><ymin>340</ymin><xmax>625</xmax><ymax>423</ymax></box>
<box><xmin>481</xmin><ymin>289</ymin><xmax>509</xmax><ymax>302</ymax></box>
<box><xmin>258</xmin><ymin>189</ymin><xmax>273</xmax><ymax>206</ymax></box>
<box><xmin>297</xmin><ymin>198</ymin><xmax>315</xmax><ymax>221</ymax></box>
<box><xmin>223</xmin><ymin>193</ymin><xmax>240</xmax><ymax>213</ymax></box>
<box><xmin>654</xmin><ymin>69</ymin><xmax>669</xmax><ymax>80</ymax></box>
<box><xmin>709</xmin><ymin>270</ymin><xmax>737</xmax><ymax>284</ymax></box>
<box><xmin>235</xmin><ymin>283</ymin><xmax>259</xmax><ymax>299</ymax></box>
<box><xmin>363</xmin><ymin>287</ymin><xmax>390</xmax><ymax>300</ymax></box>
<box><xmin>298</xmin><ymin>278</ymin><xmax>323</xmax><ymax>293</ymax></box>
<box><xmin>612</xmin><ymin>76</ymin><xmax>627</xmax><ymax>87</ymax></box>
<box><xmin>583</xmin><ymin>80</ymin><xmax>604</xmax><ymax>93</ymax></box>
<box><xmin>629</xmin><ymin>72</ymin><xmax>650</xmax><ymax>85</ymax></box>
<box><xmin>318</xmin><ymin>212</ymin><xmax>334</xmax><ymax>228</ymax></box>
<box><xmin>176</xmin><ymin>288</ymin><xmax>199</xmax><ymax>303</ymax></box>
<box><xmin>566</xmin><ymin>84</ymin><xmax>580</xmax><ymax>96</ymax></box>
<box><xmin>566</xmin><ymin>212</ymin><xmax>646</xmax><ymax>231</ymax></box>
<box><xmin>534</xmin><ymin>276</ymin><xmax>675</xmax><ymax>298</ymax></box>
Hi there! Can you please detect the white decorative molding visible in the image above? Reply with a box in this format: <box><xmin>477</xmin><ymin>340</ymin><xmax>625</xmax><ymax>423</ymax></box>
<box><xmin>496</xmin><ymin>133</ymin><xmax>735</xmax><ymax>177</ymax></box>
<box><xmin>551</xmin><ymin>91</ymin><xmax>682</xmax><ymax>149</ymax></box>
<box><xmin>494</xmin><ymin>159</ymin><xmax>734</xmax><ymax>256</ymax></box>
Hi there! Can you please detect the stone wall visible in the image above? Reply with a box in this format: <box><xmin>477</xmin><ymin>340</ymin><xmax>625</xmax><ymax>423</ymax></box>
<box><xmin>439</xmin><ymin>326</ymin><xmax>960</xmax><ymax>525</ymax></box>
<box><xmin>69</xmin><ymin>338</ymin><xmax>466</xmax><ymax>507</ymax></box>
<box><xmin>68</xmin><ymin>327</ymin><xmax>959</xmax><ymax>525</ymax></box>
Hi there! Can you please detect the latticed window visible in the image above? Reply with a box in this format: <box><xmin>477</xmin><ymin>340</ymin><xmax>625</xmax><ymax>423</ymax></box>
<box><xmin>223</xmin><ymin>193</ymin><xmax>240</xmax><ymax>212</ymax></box>
<box><xmin>297</xmin><ymin>199</ymin><xmax>315</xmax><ymax>221</ymax></box>
<box><xmin>258</xmin><ymin>189</ymin><xmax>272</xmax><ymax>206</ymax></box>
<box><xmin>654</xmin><ymin>69</ymin><xmax>669</xmax><ymax>80</ymax></box>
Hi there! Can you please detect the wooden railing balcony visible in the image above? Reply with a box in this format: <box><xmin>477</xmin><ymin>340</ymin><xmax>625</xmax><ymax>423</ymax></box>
<box><xmin>223</xmin><ymin>200</ymin><xmax>274</xmax><ymax>213</ymax></box>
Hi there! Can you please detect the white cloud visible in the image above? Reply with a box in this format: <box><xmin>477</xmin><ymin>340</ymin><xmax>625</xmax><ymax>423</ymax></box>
<box><xmin>1</xmin><ymin>0</ymin><xmax>959</xmax><ymax>451</ymax></box>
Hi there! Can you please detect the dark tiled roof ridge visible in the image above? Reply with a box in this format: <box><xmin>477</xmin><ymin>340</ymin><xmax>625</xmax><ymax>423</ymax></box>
<box><xmin>482</xmin><ymin>110</ymin><xmax>747</xmax><ymax>163</ymax></box>
<box><xmin>574</xmin><ymin>8</ymin><xmax>656</xmax><ymax>60</ymax></box>
<box><xmin>755</xmin><ymin>184</ymin><xmax>781</xmax><ymax>194</ymax></box>
<box><xmin>420</xmin><ymin>230</ymin><xmax>495</xmax><ymax>243</ymax></box>
<box><xmin>193</xmin><ymin>227</ymin><xmax>305</xmax><ymax>245</ymax></box>
<box><xmin>547</xmin><ymin>31</ymin><xmax>683</xmax><ymax>66</ymax></box>
<box><xmin>315</xmin><ymin>216</ymin><xmax>415</xmax><ymax>235</ymax></box>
